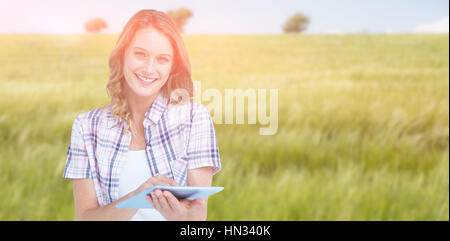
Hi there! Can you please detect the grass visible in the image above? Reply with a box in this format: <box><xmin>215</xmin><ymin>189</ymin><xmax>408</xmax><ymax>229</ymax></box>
<box><xmin>0</xmin><ymin>33</ymin><xmax>448</xmax><ymax>220</ymax></box>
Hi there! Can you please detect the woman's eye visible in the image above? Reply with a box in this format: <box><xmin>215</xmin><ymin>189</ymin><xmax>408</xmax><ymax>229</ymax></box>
<box><xmin>159</xmin><ymin>57</ymin><xmax>169</xmax><ymax>63</ymax></box>
<box><xmin>134</xmin><ymin>51</ymin><xmax>146</xmax><ymax>57</ymax></box>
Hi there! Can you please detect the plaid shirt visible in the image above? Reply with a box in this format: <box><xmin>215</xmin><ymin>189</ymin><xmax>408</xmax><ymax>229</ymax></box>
<box><xmin>63</xmin><ymin>93</ymin><xmax>221</xmax><ymax>206</ymax></box>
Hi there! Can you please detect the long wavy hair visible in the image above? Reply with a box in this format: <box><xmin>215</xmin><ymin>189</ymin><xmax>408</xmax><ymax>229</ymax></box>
<box><xmin>105</xmin><ymin>9</ymin><xmax>193</xmax><ymax>137</ymax></box>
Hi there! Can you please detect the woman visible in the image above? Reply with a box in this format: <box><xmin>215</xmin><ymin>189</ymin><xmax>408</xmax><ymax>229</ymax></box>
<box><xmin>63</xmin><ymin>9</ymin><xmax>221</xmax><ymax>221</ymax></box>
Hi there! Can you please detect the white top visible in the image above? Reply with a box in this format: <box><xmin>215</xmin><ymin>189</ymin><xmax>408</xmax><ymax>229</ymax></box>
<box><xmin>118</xmin><ymin>150</ymin><xmax>167</xmax><ymax>221</ymax></box>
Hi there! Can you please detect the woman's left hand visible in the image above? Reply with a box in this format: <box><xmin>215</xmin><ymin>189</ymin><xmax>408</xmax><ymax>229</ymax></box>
<box><xmin>146</xmin><ymin>189</ymin><xmax>207</xmax><ymax>221</ymax></box>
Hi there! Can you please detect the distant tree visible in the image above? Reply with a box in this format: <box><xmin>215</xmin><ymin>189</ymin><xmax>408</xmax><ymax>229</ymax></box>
<box><xmin>84</xmin><ymin>18</ymin><xmax>108</xmax><ymax>33</ymax></box>
<box><xmin>283</xmin><ymin>13</ymin><xmax>310</xmax><ymax>34</ymax></box>
<box><xmin>166</xmin><ymin>7</ymin><xmax>193</xmax><ymax>33</ymax></box>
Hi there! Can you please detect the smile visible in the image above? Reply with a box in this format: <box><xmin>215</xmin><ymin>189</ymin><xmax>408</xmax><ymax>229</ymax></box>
<box><xmin>135</xmin><ymin>74</ymin><xmax>158</xmax><ymax>84</ymax></box>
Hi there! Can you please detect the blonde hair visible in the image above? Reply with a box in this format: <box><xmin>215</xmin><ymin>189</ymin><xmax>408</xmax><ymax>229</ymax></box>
<box><xmin>105</xmin><ymin>9</ymin><xmax>193</xmax><ymax>137</ymax></box>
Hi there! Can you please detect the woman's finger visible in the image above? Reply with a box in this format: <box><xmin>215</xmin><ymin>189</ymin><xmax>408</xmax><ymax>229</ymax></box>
<box><xmin>156</xmin><ymin>190</ymin><xmax>171</xmax><ymax>212</ymax></box>
<box><xmin>151</xmin><ymin>191</ymin><xmax>161</xmax><ymax>210</ymax></box>
<box><xmin>158</xmin><ymin>174</ymin><xmax>179</xmax><ymax>186</ymax></box>
<box><xmin>165</xmin><ymin>191</ymin><xmax>184</xmax><ymax>212</ymax></box>
<box><xmin>146</xmin><ymin>195</ymin><xmax>153</xmax><ymax>206</ymax></box>
<box><xmin>135</xmin><ymin>175</ymin><xmax>175</xmax><ymax>194</ymax></box>
<box><xmin>155</xmin><ymin>174</ymin><xmax>179</xmax><ymax>186</ymax></box>
<box><xmin>148</xmin><ymin>177</ymin><xmax>171</xmax><ymax>187</ymax></box>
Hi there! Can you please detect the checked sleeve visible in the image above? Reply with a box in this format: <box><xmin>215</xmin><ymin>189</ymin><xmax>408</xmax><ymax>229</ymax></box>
<box><xmin>63</xmin><ymin>115</ymin><xmax>92</xmax><ymax>179</ymax></box>
<box><xmin>186</xmin><ymin>103</ymin><xmax>222</xmax><ymax>175</ymax></box>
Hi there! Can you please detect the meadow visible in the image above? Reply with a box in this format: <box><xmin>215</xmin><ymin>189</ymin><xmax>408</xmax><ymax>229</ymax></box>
<box><xmin>0</xmin><ymin>33</ymin><xmax>448</xmax><ymax>220</ymax></box>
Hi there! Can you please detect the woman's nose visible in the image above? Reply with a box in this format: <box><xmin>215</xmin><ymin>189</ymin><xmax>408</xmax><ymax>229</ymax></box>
<box><xmin>145</xmin><ymin>57</ymin><xmax>157</xmax><ymax>74</ymax></box>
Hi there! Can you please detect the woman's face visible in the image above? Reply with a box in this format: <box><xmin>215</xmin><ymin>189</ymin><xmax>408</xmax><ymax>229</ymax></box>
<box><xmin>123</xmin><ymin>27</ymin><xmax>174</xmax><ymax>98</ymax></box>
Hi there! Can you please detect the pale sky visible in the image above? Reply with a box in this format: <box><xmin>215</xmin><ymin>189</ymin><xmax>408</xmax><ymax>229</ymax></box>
<box><xmin>1</xmin><ymin>0</ymin><xmax>448</xmax><ymax>34</ymax></box>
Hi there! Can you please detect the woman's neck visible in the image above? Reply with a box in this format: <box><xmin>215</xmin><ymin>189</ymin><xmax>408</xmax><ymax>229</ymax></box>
<box><xmin>125</xmin><ymin>88</ymin><xmax>159</xmax><ymax>123</ymax></box>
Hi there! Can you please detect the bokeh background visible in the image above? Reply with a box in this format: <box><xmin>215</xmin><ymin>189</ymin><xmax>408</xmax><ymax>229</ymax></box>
<box><xmin>0</xmin><ymin>0</ymin><xmax>448</xmax><ymax>220</ymax></box>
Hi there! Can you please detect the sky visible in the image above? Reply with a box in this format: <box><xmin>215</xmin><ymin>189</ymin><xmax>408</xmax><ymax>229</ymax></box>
<box><xmin>0</xmin><ymin>0</ymin><xmax>448</xmax><ymax>34</ymax></box>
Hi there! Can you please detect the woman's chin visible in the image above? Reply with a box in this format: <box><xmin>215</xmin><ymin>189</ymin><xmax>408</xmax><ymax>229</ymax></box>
<box><xmin>125</xmin><ymin>79</ymin><xmax>164</xmax><ymax>97</ymax></box>
<box><xmin>134</xmin><ymin>88</ymin><xmax>159</xmax><ymax>97</ymax></box>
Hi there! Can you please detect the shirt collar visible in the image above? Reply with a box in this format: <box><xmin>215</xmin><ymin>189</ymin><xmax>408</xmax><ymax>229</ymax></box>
<box><xmin>144</xmin><ymin>92</ymin><xmax>169</xmax><ymax>125</ymax></box>
<box><xmin>106</xmin><ymin>92</ymin><xmax>169</xmax><ymax>129</ymax></box>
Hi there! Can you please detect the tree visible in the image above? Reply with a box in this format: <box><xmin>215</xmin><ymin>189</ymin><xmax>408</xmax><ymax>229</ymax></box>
<box><xmin>84</xmin><ymin>18</ymin><xmax>108</xmax><ymax>33</ymax></box>
<box><xmin>283</xmin><ymin>13</ymin><xmax>310</xmax><ymax>34</ymax></box>
<box><xmin>166</xmin><ymin>7</ymin><xmax>193</xmax><ymax>33</ymax></box>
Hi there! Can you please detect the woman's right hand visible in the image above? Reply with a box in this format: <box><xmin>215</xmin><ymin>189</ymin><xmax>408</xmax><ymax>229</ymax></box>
<box><xmin>133</xmin><ymin>174</ymin><xmax>179</xmax><ymax>195</ymax></box>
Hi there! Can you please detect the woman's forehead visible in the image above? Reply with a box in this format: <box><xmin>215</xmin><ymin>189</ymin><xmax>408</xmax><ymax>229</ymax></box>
<box><xmin>130</xmin><ymin>27</ymin><xmax>173</xmax><ymax>55</ymax></box>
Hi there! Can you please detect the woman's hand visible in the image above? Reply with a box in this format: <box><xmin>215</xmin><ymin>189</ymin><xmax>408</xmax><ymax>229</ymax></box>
<box><xmin>146</xmin><ymin>190</ymin><xmax>207</xmax><ymax>221</ymax></box>
<box><xmin>133</xmin><ymin>174</ymin><xmax>178</xmax><ymax>195</ymax></box>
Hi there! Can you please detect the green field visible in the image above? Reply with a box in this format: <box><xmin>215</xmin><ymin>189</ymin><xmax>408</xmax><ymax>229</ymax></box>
<box><xmin>0</xmin><ymin>33</ymin><xmax>448</xmax><ymax>220</ymax></box>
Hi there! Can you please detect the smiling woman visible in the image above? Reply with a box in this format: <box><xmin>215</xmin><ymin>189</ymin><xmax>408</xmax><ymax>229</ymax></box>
<box><xmin>107</xmin><ymin>9</ymin><xmax>194</xmax><ymax>136</ymax></box>
<box><xmin>62</xmin><ymin>9</ymin><xmax>221</xmax><ymax>221</ymax></box>
<box><xmin>122</xmin><ymin>27</ymin><xmax>175</xmax><ymax>123</ymax></box>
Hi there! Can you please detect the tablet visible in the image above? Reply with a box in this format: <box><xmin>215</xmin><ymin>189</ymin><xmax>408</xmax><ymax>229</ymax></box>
<box><xmin>116</xmin><ymin>186</ymin><xmax>224</xmax><ymax>209</ymax></box>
